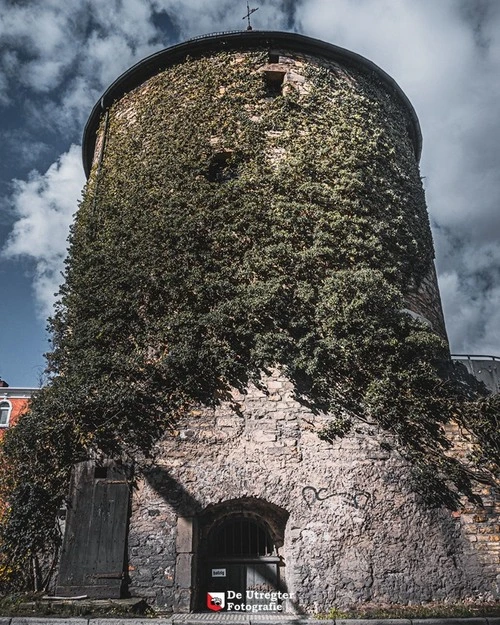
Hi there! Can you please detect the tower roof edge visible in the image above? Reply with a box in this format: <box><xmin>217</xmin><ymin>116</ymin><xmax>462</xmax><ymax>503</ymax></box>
<box><xmin>82</xmin><ymin>30</ymin><xmax>422</xmax><ymax>178</ymax></box>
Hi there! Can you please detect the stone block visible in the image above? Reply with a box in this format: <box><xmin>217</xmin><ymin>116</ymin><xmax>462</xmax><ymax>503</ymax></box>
<box><xmin>253</xmin><ymin>431</ymin><xmax>276</xmax><ymax>443</ymax></box>
<box><xmin>265</xmin><ymin>447</ymin><xmax>289</xmax><ymax>455</ymax></box>
<box><xmin>133</xmin><ymin>587</ymin><xmax>158</xmax><ymax>598</ymax></box>
<box><xmin>176</xmin><ymin>517</ymin><xmax>194</xmax><ymax>553</ymax></box>
<box><xmin>267</xmin><ymin>380</ymin><xmax>283</xmax><ymax>390</ymax></box>
<box><xmin>163</xmin><ymin>563</ymin><xmax>175</xmax><ymax>586</ymax></box>
<box><xmin>287</xmin><ymin>71</ymin><xmax>306</xmax><ymax>83</ymax></box>
<box><xmin>169</xmin><ymin>612</ymin><xmax>214</xmax><ymax>625</ymax></box>
<box><xmin>217</xmin><ymin>416</ymin><xmax>239</xmax><ymax>427</ymax></box>
<box><xmin>173</xmin><ymin>588</ymin><xmax>192</xmax><ymax>613</ymax></box>
<box><xmin>137</xmin><ymin>567</ymin><xmax>153</xmax><ymax>581</ymax></box>
<box><xmin>175</xmin><ymin>552</ymin><xmax>193</xmax><ymax>589</ymax></box>
<box><xmin>478</xmin><ymin>534</ymin><xmax>500</xmax><ymax>541</ymax></box>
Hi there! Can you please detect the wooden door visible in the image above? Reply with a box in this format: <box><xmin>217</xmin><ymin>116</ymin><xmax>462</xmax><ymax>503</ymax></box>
<box><xmin>56</xmin><ymin>460</ymin><xmax>130</xmax><ymax>598</ymax></box>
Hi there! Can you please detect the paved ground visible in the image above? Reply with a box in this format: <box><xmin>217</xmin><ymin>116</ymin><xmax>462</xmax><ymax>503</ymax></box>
<box><xmin>0</xmin><ymin>616</ymin><xmax>499</xmax><ymax>625</ymax></box>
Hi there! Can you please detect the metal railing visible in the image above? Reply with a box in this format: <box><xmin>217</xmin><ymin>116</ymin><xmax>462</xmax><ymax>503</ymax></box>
<box><xmin>451</xmin><ymin>354</ymin><xmax>499</xmax><ymax>361</ymax></box>
<box><xmin>451</xmin><ymin>354</ymin><xmax>499</xmax><ymax>394</ymax></box>
<box><xmin>188</xmin><ymin>30</ymin><xmax>247</xmax><ymax>41</ymax></box>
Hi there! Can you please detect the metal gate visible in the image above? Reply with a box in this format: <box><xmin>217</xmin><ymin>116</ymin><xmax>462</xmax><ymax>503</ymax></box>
<box><xmin>201</xmin><ymin>516</ymin><xmax>280</xmax><ymax>609</ymax></box>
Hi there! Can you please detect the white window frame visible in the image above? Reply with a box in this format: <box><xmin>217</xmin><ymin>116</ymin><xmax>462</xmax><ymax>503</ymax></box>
<box><xmin>0</xmin><ymin>399</ymin><xmax>12</xmax><ymax>428</ymax></box>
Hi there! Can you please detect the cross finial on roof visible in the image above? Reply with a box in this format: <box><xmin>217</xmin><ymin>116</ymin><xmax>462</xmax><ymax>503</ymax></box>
<box><xmin>243</xmin><ymin>1</ymin><xmax>258</xmax><ymax>30</ymax></box>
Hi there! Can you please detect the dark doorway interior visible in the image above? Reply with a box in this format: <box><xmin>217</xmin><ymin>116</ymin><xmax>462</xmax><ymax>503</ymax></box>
<box><xmin>196</xmin><ymin>498</ymin><xmax>289</xmax><ymax>611</ymax></box>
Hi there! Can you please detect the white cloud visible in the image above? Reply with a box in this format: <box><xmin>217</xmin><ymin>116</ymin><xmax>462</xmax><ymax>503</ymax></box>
<box><xmin>156</xmin><ymin>0</ymin><xmax>295</xmax><ymax>38</ymax></box>
<box><xmin>81</xmin><ymin>32</ymin><xmax>153</xmax><ymax>89</ymax></box>
<box><xmin>24</xmin><ymin>59</ymin><xmax>67</xmax><ymax>93</ymax></box>
<box><xmin>2</xmin><ymin>145</ymin><xmax>85</xmax><ymax>318</ymax></box>
<box><xmin>0</xmin><ymin>0</ymin><xmax>165</xmax><ymax>98</ymax></box>
<box><xmin>25</xmin><ymin>77</ymin><xmax>101</xmax><ymax>138</ymax></box>
<box><xmin>0</xmin><ymin>1</ymin><xmax>82</xmax><ymax>92</ymax></box>
<box><xmin>87</xmin><ymin>0</ymin><xmax>159</xmax><ymax>43</ymax></box>
<box><xmin>0</xmin><ymin>130</ymin><xmax>50</xmax><ymax>168</ymax></box>
<box><xmin>439</xmin><ymin>267</ymin><xmax>500</xmax><ymax>356</ymax></box>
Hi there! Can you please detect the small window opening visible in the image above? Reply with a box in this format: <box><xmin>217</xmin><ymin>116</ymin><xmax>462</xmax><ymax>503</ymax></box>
<box><xmin>263</xmin><ymin>70</ymin><xmax>286</xmax><ymax>97</ymax></box>
<box><xmin>0</xmin><ymin>400</ymin><xmax>11</xmax><ymax>427</ymax></box>
<box><xmin>268</xmin><ymin>52</ymin><xmax>280</xmax><ymax>63</ymax></box>
<box><xmin>94</xmin><ymin>466</ymin><xmax>108</xmax><ymax>479</ymax></box>
<box><xmin>207</xmin><ymin>151</ymin><xmax>237</xmax><ymax>183</ymax></box>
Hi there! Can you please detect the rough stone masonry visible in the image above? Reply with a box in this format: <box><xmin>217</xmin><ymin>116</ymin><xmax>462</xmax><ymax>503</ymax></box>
<box><xmin>127</xmin><ymin>368</ymin><xmax>499</xmax><ymax>612</ymax></box>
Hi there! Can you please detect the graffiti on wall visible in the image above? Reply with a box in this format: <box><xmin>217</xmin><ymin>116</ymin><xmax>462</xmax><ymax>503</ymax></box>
<box><xmin>302</xmin><ymin>485</ymin><xmax>372</xmax><ymax>510</ymax></box>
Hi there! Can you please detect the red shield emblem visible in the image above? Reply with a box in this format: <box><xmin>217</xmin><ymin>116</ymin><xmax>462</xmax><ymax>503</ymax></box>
<box><xmin>207</xmin><ymin>592</ymin><xmax>225</xmax><ymax>611</ymax></box>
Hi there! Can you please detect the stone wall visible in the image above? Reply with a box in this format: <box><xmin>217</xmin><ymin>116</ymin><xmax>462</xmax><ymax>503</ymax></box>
<box><xmin>446</xmin><ymin>421</ymin><xmax>500</xmax><ymax>592</ymax></box>
<box><xmin>404</xmin><ymin>263</ymin><xmax>448</xmax><ymax>341</ymax></box>
<box><xmin>127</xmin><ymin>371</ymin><xmax>499</xmax><ymax>613</ymax></box>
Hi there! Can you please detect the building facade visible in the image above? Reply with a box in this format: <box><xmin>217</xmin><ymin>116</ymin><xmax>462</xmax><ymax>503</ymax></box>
<box><xmin>0</xmin><ymin>382</ymin><xmax>35</xmax><ymax>440</ymax></box>
<box><xmin>55</xmin><ymin>32</ymin><xmax>499</xmax><ymax>612</ymax></box>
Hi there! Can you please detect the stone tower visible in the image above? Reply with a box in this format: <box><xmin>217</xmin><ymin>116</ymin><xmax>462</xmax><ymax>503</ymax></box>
<box><xmin>56</xmin><ymin>32</ymin><xmax>498</xmax><ymax>612</ymax></box>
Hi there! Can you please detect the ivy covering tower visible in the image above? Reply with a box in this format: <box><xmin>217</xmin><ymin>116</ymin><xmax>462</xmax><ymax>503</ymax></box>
<box><xmin>0</xmin><ymin>32</ymin><xmax>498</xmax><ymax>609</ymax></box>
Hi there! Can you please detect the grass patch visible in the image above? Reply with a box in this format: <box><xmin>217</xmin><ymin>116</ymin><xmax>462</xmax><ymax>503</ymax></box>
<box><xmin>317</xmin><ymin>601</ymin><xmax>500</xmax><ymax>619</ymax></box>
<box><xmin>0</xmin><ymin>593</ymin><xmax>151</xmax><ymax>618</ymax></box>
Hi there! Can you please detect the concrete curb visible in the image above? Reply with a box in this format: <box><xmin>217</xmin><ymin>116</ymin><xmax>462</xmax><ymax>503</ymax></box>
<box><xmin>10</xmin><ymin>620</ymin><xmax>89</xmax><ymax>625</ymax></box>
<box><xmin>91</xmin><ymin>621</ymin><xmax>172</xmax><ymax>625</ymax></box>
<box><xmin>337</xmin><ymin>621</ymin><xmax>412</xmax><ymax>625</ymax></box>
<box><xmin>412</xmin><ymin>620</ymin><xmax>487</xmax><ymax>625</ymax></box>
<box><xmin>0</xmin><ymin>618</ymin><xmax>497</xmax><ymax>625</ymax></box>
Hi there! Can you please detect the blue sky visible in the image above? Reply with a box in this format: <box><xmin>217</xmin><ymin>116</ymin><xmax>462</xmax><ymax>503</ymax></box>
<box><xmin>1</xmin><ymin>0</ymin><xmax>500</xmax><ymax>388</ymax></box>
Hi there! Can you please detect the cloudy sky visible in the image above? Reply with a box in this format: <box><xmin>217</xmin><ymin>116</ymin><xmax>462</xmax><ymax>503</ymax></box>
<box><xmin>1</xmin><ymin>0</ymin><xmax>499</xmax><ymax>387</ymax></box>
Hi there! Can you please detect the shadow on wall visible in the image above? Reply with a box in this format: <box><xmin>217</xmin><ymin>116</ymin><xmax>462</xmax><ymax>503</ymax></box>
<box><xmin>143</xmin><ymin>465</ymin><xmax>306</xmax><ymax>614</ymax></box>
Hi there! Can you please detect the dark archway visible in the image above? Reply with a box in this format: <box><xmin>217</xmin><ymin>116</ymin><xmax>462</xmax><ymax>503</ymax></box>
<box><xmin>196</xmin><ymin>498</ymin><xmax>289</xmax><ymax>611</ymax></box>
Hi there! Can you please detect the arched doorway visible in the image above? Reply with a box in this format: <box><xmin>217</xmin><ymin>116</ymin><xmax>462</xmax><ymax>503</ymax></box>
<box><xmin>196</xmin><ymin>498</ymin><xmax>289</xmax><ymax>610</ymax></box>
